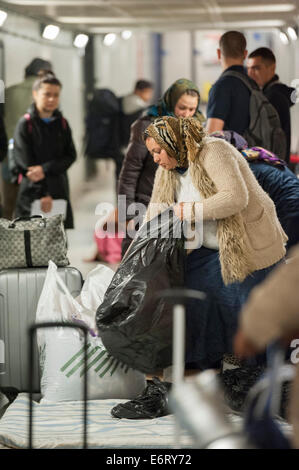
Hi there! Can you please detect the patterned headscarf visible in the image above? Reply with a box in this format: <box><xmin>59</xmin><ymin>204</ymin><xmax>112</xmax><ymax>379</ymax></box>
<box><xmin>146</xmin><ymin>78</ymin><xmax>205</xmax><ymax>123</ymax></box>
<box><xmin>144</xmin><ymin>116</ymin><xmax>207</xmax><ymax>167</ymax></box>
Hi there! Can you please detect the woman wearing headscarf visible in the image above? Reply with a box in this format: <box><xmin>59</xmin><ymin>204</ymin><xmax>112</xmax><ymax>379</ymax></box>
<box><xmin>117</xmin><ymin>78</ymin><xmax>205</xmax><ymax>257</ymax></box>
<box><xmin>144</xmin><ymin>116</ymin><xmax>287</xmax><ymax>371</ymax></box>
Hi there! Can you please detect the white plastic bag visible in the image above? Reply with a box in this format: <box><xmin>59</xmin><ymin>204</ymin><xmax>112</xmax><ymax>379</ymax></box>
<box><xmin>36</xmin><ymin>261</ymin><xmax>146</xmax><ymax>402</ymax></box>
<box><xmin>75</xmin><ymin>264</ymin><xmax>114</xmax><ymax>332</ymax></box>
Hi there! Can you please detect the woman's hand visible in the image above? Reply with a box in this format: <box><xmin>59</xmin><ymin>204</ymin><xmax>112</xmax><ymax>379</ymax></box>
<box><xmin>173</xmin><ymin>202</ymin><xmax>194</xmax><ymax>221</ymax></box>
<box><xmin>40</xmin><ymin>195</ymin><xmax>53</xmax><ymax>213</ymax></box>
<box><xmin>26</xmin><ymin>165</ymin><xmax>45</xmax><ymax>182</ymax></box>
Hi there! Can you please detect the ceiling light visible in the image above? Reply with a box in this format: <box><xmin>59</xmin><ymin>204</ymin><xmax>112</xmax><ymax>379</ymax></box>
<box><xmin>222</xmin><ymin>3</ymin><xmax>295</xmax><ymax>13</ymax></box>
<box><xmin>42</xmin><ymin>24</ymin><xmax>60</xmax><ymax>40</ymax></box>
<box><xmin>279</xmin><ymin>31</ymin><xmax>289</xmax><ymax>45</ymax></box>
<box><xmin>3</xmin><ymin>0</ymin><xmax>296</xmax><ymax>8</ymax></box>
<box><xmin>74</xmin><ymin>34</ymin><xmax>89</xmax><ymax>48</ymax></box>
<box><xmin>121</xmin><ymin>30</ymin><xmax>132</xmax><ymax>40</ymax></box>
<box><xmin>103</xmin><ymin>33</ymin><xmax>116</xmax><ymax>46</ymax></box>
<box><xmin>57</xmin><ymin>16</ymin><xmax>136</xmax><ymax>24</ymax></box>
<box><xmin>217</xmin><ymin>20</ymin><xmax>285</xmax><ymax>28</ymax></box>
<box><xmin>0</xmin><ymin>10</ymin><xmax>7</xmax><ymax>27</ymax></box>
<box><xmin>287</xmin><ymin>27</ymin><xmax>298</xmax><ymax>41</ymax></box>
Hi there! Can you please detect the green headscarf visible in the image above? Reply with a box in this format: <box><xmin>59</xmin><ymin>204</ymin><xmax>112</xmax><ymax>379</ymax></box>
<box><xmin>146</xmin><ymin>78</ymin><xmax>205</xmax><ymax>123</ymax></box>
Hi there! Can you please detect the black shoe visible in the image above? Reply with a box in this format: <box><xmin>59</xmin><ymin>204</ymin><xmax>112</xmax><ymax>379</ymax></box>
<box><xmin>111</xmin><ymin>377</ymin><xmax>172</xmax><ymax>419</ymax></box>
<box><xmin>0</xmin><ymin>387</ymin><xmax>19</xmax><ymax>404</ymax></box>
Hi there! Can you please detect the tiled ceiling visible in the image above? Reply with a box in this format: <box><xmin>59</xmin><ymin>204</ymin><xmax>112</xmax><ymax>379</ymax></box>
<box><xmin>0</xmin><ymin>0</ymin><xmax>299</xmax><ymax>32</ymax></box>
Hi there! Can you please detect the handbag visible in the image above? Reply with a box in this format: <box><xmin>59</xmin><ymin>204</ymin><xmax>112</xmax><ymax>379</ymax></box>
<box><xmin>0</xmin><ymin>214</ymin><xmax>69</xmax><ymax>270</ymax></box>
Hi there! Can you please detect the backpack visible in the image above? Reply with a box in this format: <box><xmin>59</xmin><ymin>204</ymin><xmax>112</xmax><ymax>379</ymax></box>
<box><xmin>222</xmin><ymin>71</ymin><xmax>287</xmax><ymax>160</ymax></box>
<box><xmin>8</xmin><ymin>113</ymin><xmax>68</xmax><ymax>184</ymax></box>
<box><xmin>84</xmin><ymin>89</ymin><xmax>121</xmax><ymax>159</ymax></box>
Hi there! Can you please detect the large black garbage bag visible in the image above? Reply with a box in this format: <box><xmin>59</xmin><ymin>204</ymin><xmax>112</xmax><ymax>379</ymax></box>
<box><xmin>96</xmin><ymin>208</ymin><xmax>185</xmax><ymax>374</ymax></box>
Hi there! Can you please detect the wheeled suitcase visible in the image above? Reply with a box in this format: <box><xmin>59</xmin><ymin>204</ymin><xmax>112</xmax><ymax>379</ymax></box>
<box><xmin>0</xmin><ymin>266</ymin><xmax>83</xmax><ymax>392</ymax></box>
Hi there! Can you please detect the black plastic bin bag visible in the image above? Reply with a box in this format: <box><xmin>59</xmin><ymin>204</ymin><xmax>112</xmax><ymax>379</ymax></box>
<box><xmin>96</xmin><ymin>208</ymin><xmax>185</xmax><ymax>374</ymax></box>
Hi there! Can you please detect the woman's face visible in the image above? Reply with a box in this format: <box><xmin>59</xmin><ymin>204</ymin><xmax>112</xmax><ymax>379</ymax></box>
<box><xmin>146</xmin><ymin>137</ymin><xmax>178</xmax><ymax>170</ymax></box>
<box><xmin>33</xmin><ymin>83</ymin><xmax>61</xmax><ymax>115</ymax></box>
<box><xmin>174</xmin><ymin>93</ymin><xmax>198</xmax><ymax>118</ymax></box>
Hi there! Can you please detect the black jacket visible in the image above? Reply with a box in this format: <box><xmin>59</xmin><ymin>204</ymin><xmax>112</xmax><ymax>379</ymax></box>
<box><xmin>0</xmin><ymin>106</ymin><xmax>8</xmax><ymax>162</ymax></box>
<box><xmin>263</xmin><ymin>75</ymin><xmax>295</xmax><ymax>164</ymax></box>
<box><xmin>249</xmin><ymin>161</ymin><xmax>299</xmax><ymax>250</ymax></box>
<box><xmin>118</xmin><ymin>115</ymin><xmax>157</xmax><ymax>220</ymax></box>
<box><xmin>13</xmin><ymin>104</ymin><xmax>76</xmax><ymax>228</ymax></box>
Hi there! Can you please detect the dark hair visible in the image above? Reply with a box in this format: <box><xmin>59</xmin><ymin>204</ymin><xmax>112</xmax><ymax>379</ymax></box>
<box><xmin>25</xmin><ymin>57</ymin><xmax>53</xmax><ymax>78</ymax></box>
<box><xmin>248</xmin><ymin>47</ymin><xmax>276</xmax><ymax>65</ymax></box>
<box><xmin>32</xmin><ymin>70</ymin><xmax>62</xmax><ymax>91</ymax></box>
<box><xmin>219</xmin><ymin>31</ymin><xmax>247</xmax><ymax>59</ymax></box>
<box><xmin>135</xmin><ymin>79</ymin><xmax>153</xmax><ymax>91</ymax></box>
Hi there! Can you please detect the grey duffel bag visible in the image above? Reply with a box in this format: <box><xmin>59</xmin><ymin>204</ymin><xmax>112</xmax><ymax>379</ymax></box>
<box><xmin>0</xmin><ymin>214</ymin><xmax>69</xmax><ymax>269</ymax></box>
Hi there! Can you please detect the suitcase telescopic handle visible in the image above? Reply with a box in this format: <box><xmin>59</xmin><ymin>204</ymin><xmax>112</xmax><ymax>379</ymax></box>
<box><xmin>28</xmin><ymin>322</ymin><xmax>89</xmax><ymax>450</ymax></box>
<box><xmin>155</xmin><ymin>288</ymin><xmax>207</xmax><ymax>449</ymax></box>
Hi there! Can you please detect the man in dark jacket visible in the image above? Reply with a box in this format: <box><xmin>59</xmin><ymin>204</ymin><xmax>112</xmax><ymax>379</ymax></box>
<box><xmin>247</xmin><ymin>47</ymin><xmax>295</xmax><ymax>166</ymax></box>
<box><xmin>13</xmin><ymin>72</ymin><xmax>76</xmax><ymax>228</ymax></box>
<box><xmin>119</xmin><ymin>80</ymin><xmax>154</xmax><ymax>151</ymax></box>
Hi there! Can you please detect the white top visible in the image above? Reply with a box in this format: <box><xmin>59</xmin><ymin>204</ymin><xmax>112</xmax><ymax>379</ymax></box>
<box><xmin>121</xmin><ymin>93</ymin><xmax>147</xmax><ymax>114</ymax></box>
<box><xmin>175</xmin><ymin>169</ymin><xmax>219</xmax><ymax>250</ymax></box>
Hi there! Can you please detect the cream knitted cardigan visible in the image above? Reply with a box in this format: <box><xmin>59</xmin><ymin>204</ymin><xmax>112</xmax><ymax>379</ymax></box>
<box><xmin>145</xmin><ymin>137</ymin><xmax>287</xmax><ymax>285</ymax></box>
